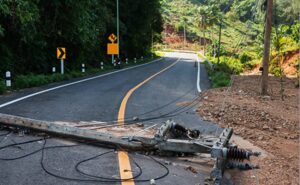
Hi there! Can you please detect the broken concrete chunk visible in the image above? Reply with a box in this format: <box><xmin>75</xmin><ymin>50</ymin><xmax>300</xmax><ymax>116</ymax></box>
<box><xmin>184</xmin><ymin>166</ymin><xmax>198</xmax><ymax>174</ymax></box>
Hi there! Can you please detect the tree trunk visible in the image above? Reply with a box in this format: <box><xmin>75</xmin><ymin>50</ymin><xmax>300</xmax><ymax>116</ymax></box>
<box><xmin>261</xmin><ymin>0</ymin><xmax>273</xmax><ymax>95</ymax></box>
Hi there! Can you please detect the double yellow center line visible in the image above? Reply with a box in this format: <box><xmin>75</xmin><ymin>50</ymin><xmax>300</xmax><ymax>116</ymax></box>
<box><xmin>117</xmin><ymin>58</ymin><xmax>180</xmax><ymax>185</ymax></box>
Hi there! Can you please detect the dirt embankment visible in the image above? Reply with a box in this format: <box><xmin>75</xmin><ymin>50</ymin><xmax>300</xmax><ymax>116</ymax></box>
<box><xmin>245</xmin><ymin>50</ymin><xmax>299</xmax><ymax>77</ymax></box>
<box><xmin>197</xmin><ymin>75</ymin><xmax>299</xmax><ymax>185</ymax></box>
<box><xmin>282</xmin><ymin>50</ymin><xmax>299</xmax><ymax>77</ymax></box>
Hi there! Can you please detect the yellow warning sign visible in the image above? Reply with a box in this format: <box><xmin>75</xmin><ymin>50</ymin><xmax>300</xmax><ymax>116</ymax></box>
<box><xmin>107</xmin><ymin>43</ymin><xmax>119</xmax><ymax>55</ymax></box>
<box><xmin>108</xmin><ymin>33</ymin><xmax>117</xmax><ymax>43</ymax></box>
<box><xmin>57</xmin><ymin>47</ymin><xmax>66</xmax><ymax>59</ymax></box>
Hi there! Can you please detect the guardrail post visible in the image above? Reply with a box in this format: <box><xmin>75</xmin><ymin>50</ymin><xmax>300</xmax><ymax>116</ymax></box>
<box><xmin>5</xmin><ymin>71</ymin><xmax>11</xmax><ymax>87</ymax></box>
<box><xmin>52</xmin><ymin>67</ymin><xmax>56</xmax><ymax>73</ymax></box>
<box><xmin>82</xmin><ymin>64</ymin><xmax>85</xmax><ymax>73</ymax></box>
<box><xmin>134</xmin><ymin>58</ymin><xmax>137</xmax><ymax>63</ymax></box>
<box><xmin>126</xmin><ymin>58</ymin><xmax>128</xmax><ymax>65</ymax></box>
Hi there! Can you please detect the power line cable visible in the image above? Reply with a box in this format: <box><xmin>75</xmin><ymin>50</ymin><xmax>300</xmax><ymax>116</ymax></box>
<box><xmin>0</xmin><ymin>130</ymin><xmax>11</xmax><ymax>137</ymax></box>
<box><xmin>0</xmin><ymin>136</ymin><xmax>170</xmax><ymax>183</ymax></box>
<box><xmin>85</xmin><ymin>91</ymin><xmax>201</xmax><ymax>129</ymax></box>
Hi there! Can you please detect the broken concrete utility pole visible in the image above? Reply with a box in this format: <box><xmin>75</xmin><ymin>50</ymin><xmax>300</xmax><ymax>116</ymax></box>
<box><xmin>0</xmin><ymin>114</ymin><xmax>260</xmax><ymax>185</ymax></box>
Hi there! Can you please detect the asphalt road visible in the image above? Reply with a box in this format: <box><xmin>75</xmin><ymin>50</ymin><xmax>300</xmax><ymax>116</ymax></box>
<box><xmin>0</xmin><ymin>52</ymin><xmax>222</xmax><ymax>185</ymax></box>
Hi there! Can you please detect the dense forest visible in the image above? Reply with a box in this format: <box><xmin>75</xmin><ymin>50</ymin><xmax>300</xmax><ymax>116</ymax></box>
<box><xmin>0</xmin><ymin>0</ymin><xmax>299</xmax><ymax>92</ymax></box>
<box><xmin>0</xmin><ymin>0</ymin><xmax>162</xmax><ymax>76</ymax></box>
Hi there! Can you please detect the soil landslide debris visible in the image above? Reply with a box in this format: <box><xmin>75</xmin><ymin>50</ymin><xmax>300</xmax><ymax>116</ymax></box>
<box><xmin>198</xmin><ymin>75</ymin><xmax>299</xmax><ymax>185</ymax></box>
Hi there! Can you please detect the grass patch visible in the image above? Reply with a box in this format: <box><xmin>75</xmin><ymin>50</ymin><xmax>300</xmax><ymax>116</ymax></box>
<box><xmin>0</xmin><ymin>80</ymin><xmax>6</xmax><ymax>95</ymax></box>
<box><xmin>211</xmin><ymin>71</ymin><xmax>231</xmax><ymax>88</ymax></box>
<box><xmin>13</xmin><ymin>70</ymin><xmax>98</xmax><ymax>90</ymax></box>
<box><xmin>15</xmin><ymin>74</ymin><xmax>49</xmax><ymax>89</ymax></box>
<box><xmin>197</xmin><ymin>53</ymin><xmax>207</xmax><ymax>60</ymax></box>
<box><xmin>204</xmin><ymin>60</ymin><xmax>231</xmax><ymax>88</ymax></box>
<box><xmin>204</xmin><ymin>56</ymin><xmax>243</xmax><ymax>88</ymax></box>
<box><xmin>1</xmin><ymin>55</ymin><xmax>161</xmax><ymax>93</ymax></box>
<box><xmin>154</xmin><ymin>51</ymin><xmax>166</xmax><ymax>57</ymax></box>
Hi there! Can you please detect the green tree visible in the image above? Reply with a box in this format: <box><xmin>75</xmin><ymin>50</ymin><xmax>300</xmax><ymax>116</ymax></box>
<box><xmin>0</xmin><ymin>0</ymin><xmax>162</xmax><ymax>77</ymax></box>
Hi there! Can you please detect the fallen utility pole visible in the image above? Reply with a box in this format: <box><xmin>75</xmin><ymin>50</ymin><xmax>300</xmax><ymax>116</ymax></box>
<box><xmin>0</xmin><ymin>113</ymin><xmax>143</xmax><ymax>150</ymax></box>
<box><xmin>0</xmin><ymin>114</ymin><xmax>260</xmax><ymax>185</ymax></box>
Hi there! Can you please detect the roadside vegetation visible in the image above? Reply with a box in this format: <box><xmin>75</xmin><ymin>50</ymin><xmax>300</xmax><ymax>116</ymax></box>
<box><xmin>0</xmin><ymin>1</ymin><xmax>299</xmax><ymax>92</ymax></box>
<box><xmin>0</xmin><ymin>1</ymin><xmax>163</xmax><ymax>94</ymax></box>
<box><xmin>160</xmin><ymin>0</ymin><xmax>299</xmax><ymax>88</ymax></box>
<box><xmin>203</xmin><ymin>58</ymin><xmax>243</xmax><ymax>87</ymax></box>
<box><xmin>0</xmin><ymin>56</ymin><xmax>157</xmax><ymax>94</ymax></box>
<box><xmin>0</xmin><ymin>81</ymin><xmax>5</xmax><ymax>94</ymax></box>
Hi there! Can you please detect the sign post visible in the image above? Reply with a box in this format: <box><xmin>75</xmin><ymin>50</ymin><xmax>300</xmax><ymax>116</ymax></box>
<box><xmin>107</xmin><ymin>33</ymin><xmax>119</xmax><ymax>64</ymax></box>
<box><xmin>117</xmin><ymin>0</ymin><xmax>120</xmax><ymax>58</ymax></box>
<box><xmin>60</xmin><ymin>59</ymin><xmax>64</xmax><ymax>74</ymax></box>
<box><xmin>57</xmin><ymin>47</ymin><xmax>66</xmax><ymax>75</ymax></box>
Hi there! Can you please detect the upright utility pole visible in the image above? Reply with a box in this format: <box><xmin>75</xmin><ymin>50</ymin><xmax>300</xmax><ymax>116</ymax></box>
<box><xmin>261</xmin><ymin>0</ymin><xmax>273</xmax><ymax>95</ymax></box>
<box><xmin>117</xmin><ymin>0</ymin><xmax>120</xmax><ymax>58</ymax></box>
<box><xmin>202</xmin><ymin>15</ymin><xmax>206</xmax><ymax>55</ymax></box>
<box><xmin>151</xmin><ymin>29</ymin><xmax>154</xmax><ymax>56</ymax></box>
<box><xmin>183</xmin><ymin>22</ymin><xmax>186</xmax><ymax>49</ymax></box>
<box><xmin>217</xmin><ymin>22</ymin><xmax>222</xmax><ymax>63</ymax></box>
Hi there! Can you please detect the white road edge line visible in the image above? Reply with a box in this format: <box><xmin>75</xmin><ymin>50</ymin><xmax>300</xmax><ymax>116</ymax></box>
<box><xmin>0</xmin><ymin>58</ymin><xmax>163</xmax><ymax>109</ymax></box>
<box><xmin>196</xmin><ymin>56</ymin><xmax>202</xmax><ymax>93</ymax></box>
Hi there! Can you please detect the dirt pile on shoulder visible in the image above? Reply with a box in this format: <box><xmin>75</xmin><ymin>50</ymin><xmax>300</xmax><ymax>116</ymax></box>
<box><xmin>198</xmin><ymin>75</ymin><xmax>299</xmax><ymax>185</ymax></box>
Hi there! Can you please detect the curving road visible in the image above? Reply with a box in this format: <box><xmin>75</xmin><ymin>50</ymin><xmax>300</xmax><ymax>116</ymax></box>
<box><xmin>0</xmin><ymin>52</ymin><xmax>221</xmax><ymax>185</ymax></box>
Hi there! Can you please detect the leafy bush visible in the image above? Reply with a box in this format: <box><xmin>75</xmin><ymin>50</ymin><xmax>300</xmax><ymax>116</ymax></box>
<box><xmin>226</xmin><ymin>58</ymin><xmax>244</xmax><ymax>74</ymax></box>
<box><xmin>206</xmin><ymin>41</ymin><xmax>227</xmax><ymax>57</ymax></box>
<box><xmin>0</xmin><ymin>80</ymin><xmax>6</xmax><ymax>94</ymax></box>
<box><xmin>204</xmin><ymin>56</ymin><xmax>243</xmax><ymax>88</ymax></box>
<box><xmin>211</xmin><ymin>71</ymin><xmax>231</xmax><ymax>88</ymax></box>
<box><xmin>14</xmin><ymin>75</ymin><xmax>31</xmax><ymax>89</ymax></box>
<box><xmin>204</xmin><ymin>60</ymin><xmax>231</xmax><ymax>88</ymax></box>
<box><xmin>11</xmin><ymin>60</ymin><xmax>147</xmax><ymax>90</ymax></box>
<box><xmin>15</xmin><ymin>74</ymin><xmax>49</xmax><ymax>89</ymax></box>
<box><xmin>269</xmin><ymin>54</ymin><xmax>282</xmax><ymax>77</ymax></box>
<box><xmin>245</xmin><ymin>59</ymin><xmax>261</xmax><ymax>70</ymax></box>
<box><xmin>13</xmin><ymin>67</ymin><xmax>102</xmax><ymax>89</ymax></box>
<box><xmin>49</xmin><ymin>74</ymin><xmax>65</xmax><ymax>82</ymax></box>
<box><xmin>291</xmin><ymin>22</ymin><xmax>300</xmax><ymax>43</ymax></box>
<box><xmin>210</xmin><ymin>56</ymin><xmax>244</xmax><ymax>75</ymax></box>
<box><xmin>240</xmin><ymin>52</ymin><xmax>252</xmax><ymax>63</ymax></box>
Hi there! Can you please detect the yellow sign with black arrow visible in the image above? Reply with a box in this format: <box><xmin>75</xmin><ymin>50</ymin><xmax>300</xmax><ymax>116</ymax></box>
<box><xmin>57</xmin><ymin>47</ymin><xmax>66</xmax><ymax>59</ymax></box>
<box><xmin>108</xmin><ymin>33</ymin><xmax>117</xmax><ymax>43</ymax></box>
